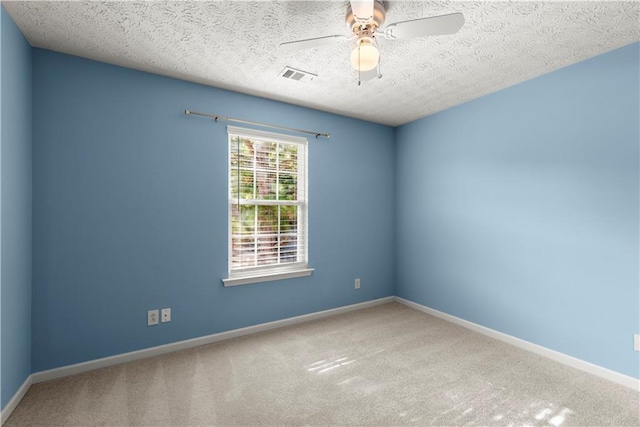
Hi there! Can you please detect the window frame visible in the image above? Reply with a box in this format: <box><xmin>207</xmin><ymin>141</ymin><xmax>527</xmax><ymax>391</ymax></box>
<box><xmin>222</xmin><ymin>125</ymin><xmax>313</xmax><ymax>287</ymax></box>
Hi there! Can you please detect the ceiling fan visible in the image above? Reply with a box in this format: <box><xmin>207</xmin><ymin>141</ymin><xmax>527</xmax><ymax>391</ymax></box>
<box><xmin>280</xmin><ymin>1</ymin><xmax>464</xmax><ymax>84</ymax></box>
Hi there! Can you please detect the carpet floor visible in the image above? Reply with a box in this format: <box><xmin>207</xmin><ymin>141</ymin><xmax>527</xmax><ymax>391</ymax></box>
<box><xmin>5</xmin><ymin>302</ymin><xmax>639</xmax><ymax>426</ymax></box>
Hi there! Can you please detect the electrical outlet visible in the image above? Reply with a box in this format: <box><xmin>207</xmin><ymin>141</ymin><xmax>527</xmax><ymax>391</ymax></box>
<box><xmin>634</xmin><ymin>334</ymin><xmax>640</xmax><ymax>352</ymax></box>
<box><xmin>355</xmin><ymin>278</ymin><xmax>360</xmax><ymax>289</ymax></box>
<box><xmin>161</xmin><ymin>308</ymin><xmax>171</xmax><ymax>323</ymax></box>
<box><xmin>147</xmin><ymin>309</ymin><xmax>159</xmax><ymax>326</ymax></box>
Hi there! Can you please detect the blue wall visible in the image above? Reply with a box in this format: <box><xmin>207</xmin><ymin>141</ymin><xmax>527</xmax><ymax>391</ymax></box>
<box><xmin>31</xmin><ymin>49</ymin><xmax>395</xmax><ymax>372</ymax></box>
<box><xmin>1</xmin><ymin>7</ymin><xmax>32</xmax><ymax>409</ymax></box>
<box><xmin>396</xmin><ymin>43</ymin><xmax>640</xmax><ymax>379</ymax></box>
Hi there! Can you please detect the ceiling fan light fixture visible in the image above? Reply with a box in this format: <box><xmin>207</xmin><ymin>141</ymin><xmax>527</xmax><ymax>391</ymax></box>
<box><xmin>350</xmin><ymin>37</ymin><xmax>379</xmax><ymax>72</ymax></box>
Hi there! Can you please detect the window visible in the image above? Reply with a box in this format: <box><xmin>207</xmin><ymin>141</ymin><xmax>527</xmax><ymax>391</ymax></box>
<box><xmin>223</xmin><ymin>126</ymin><xmax>312</xmax><ymax>286</ymax></box>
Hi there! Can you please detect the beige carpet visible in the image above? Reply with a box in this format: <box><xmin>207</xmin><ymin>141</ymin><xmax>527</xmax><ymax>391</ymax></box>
<box><xmin>5</xmin><ymin>302</ymin><xmax>640</xmax><ymax>426</ymax></box>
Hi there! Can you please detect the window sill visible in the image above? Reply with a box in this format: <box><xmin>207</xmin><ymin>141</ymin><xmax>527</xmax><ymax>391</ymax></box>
<box><xmin>222</xmin><ymin>267</ymin><xmax>314</xmax><ymax>287</ymax></box>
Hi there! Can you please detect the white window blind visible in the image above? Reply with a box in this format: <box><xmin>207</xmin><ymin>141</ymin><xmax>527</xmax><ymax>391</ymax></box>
<box><xmin>224</xmin><ymin>126</ymin><xmax>311</xmax><ymax>286</ymax></box>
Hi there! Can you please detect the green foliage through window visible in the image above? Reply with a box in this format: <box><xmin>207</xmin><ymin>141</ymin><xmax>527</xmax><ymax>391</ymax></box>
<box><xmin>229</xmin><ymin>132</ymin><xmax>306</xmax><ymax>271</ymax></box>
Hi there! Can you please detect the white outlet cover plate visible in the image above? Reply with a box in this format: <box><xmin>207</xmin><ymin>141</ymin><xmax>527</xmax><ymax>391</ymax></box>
<box><xmin>634</xmin><ymin>334</ymin><xmax>640</xmax><ymax>352</ymax></box>
<box><xmin>161</xmin><ymin>308</ymin><xmax>171</xmax><ymax>323</ymax></box>
<box><xmin>147</xmin><ymin>309</ymin><xmax>159</xmax><ymax>326</ymax></box>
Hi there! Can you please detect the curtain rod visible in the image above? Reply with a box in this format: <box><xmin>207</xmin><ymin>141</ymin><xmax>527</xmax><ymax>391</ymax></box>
<box><xmin>184</xmin><ymin>110</ymin><xmax>330</xmax><ymax>139</ymax></box>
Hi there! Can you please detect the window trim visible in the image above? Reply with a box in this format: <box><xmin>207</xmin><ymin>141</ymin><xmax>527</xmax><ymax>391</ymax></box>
<box><xmin>223</xmin><ymin>126</ymin><xmax>311</xmax><ymax>287</ymax></box>
<box><xmin>222</xmin><ymin>264</ymin><xmax>314</xmax><ymax>287</ymax></box>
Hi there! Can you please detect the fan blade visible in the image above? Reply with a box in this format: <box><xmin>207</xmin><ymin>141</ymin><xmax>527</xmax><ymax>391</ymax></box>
<box><xmin>350</xmin><ymin>0</ymin><xmax>374</xmax><ymax>22</ymax></box>
<box><xmin>280</xmin><ymin>35</ymin><xmax>347</xmax><ymax>52</ymax></box>
<box><xmin>382</xmin><ymin>12</ymin><xmax>464</xmax><ymax>40</ymax></box>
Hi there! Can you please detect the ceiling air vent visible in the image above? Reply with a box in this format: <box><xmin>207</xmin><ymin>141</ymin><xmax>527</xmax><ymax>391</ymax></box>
<box><xmin>280</xmin><ymin>66</ymin><xmax>317</xmax><ymax>82</ymax></box>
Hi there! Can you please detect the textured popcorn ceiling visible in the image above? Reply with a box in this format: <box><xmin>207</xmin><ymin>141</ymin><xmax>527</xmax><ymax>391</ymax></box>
<box><xmin>4</xmin><ymin>1</ymin><xmax>639</xmax><ymax>126</ymax></box>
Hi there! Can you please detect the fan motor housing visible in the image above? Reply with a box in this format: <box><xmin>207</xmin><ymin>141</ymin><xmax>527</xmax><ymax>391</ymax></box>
<box><xmin>346</xmin><ymin>0</ymin><xmax>386</xmax><ymax>31</ymax></box>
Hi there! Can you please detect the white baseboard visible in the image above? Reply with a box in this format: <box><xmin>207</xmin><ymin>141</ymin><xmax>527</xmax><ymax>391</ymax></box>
<box><xmin>1</xmin><ymin>374</ymin><xmax>33</xmax><ymax>425</ymax></box>
<box><xmin>394</xmin><ymin>296</ymin><xmax>640</xmax><ymax>392</ymax></box>
<box><xmin>32</xmin><ymin>296</ymin><xmax>394</xmax><ymax>384</ymax></box>
<box><xmin>7</xmin><ymin>299</ymin><xmax>394</xmax><ymax>425</ymax></box>
<box><xmin>6</xmin><ymin>293</ymin><xmax>634</xmax><ymax>426</ymax></box>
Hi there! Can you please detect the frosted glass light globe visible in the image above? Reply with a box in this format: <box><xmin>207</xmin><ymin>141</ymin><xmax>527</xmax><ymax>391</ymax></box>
<box><xmin>351</xmin><ymin>38</ymin><xmax>379</xmax><ymax>72</ymax></box>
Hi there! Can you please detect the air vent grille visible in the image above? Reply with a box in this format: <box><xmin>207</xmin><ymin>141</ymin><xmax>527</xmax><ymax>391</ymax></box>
<box><xmin>280</xmin><ymin>66</ymin><xmax>317</xmax><ymax>82</ymax></box>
